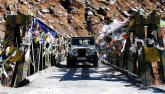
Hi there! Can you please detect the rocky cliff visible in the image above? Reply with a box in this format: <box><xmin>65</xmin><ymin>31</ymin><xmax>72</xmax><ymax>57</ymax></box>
<box><xmin>0</xmin><ymin>0</ymin><xmax>165</xmax><ymax>40</ymax></box>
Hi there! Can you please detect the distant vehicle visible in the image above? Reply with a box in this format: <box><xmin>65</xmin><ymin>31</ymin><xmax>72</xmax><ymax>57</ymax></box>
<box><xmin>67</xmin><ymin>37</ymin><xmax>98</xmax><ymax>67</ymax></box>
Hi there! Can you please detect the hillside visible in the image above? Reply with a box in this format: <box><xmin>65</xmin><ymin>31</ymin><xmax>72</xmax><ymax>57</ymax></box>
<box><xmin>0</xmin><ymin>0</ymin><xmax>165</xmax><ymax>40</ymax></box>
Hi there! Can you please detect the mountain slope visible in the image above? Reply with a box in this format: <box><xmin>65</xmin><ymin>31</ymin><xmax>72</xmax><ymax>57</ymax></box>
<box><xmin>0</xmin><ymin>0</ymin><xmax>164</xmax><ymax>39</ymax></box>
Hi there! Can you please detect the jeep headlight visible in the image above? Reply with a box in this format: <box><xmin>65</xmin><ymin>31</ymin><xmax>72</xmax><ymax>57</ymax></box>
<box><xmin>91</xmin><ymin>49</ymin><xmax>96</xmax><ymax>53</ymax></box>
<box><xmin>90</xmin><ymin>48</ymin><xmax>96</xmax><ymax>53</ymax></box>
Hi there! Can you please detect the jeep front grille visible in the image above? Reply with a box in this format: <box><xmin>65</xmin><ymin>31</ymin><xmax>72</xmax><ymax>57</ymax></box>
<box><xmin>78</xmin><ymin>49</ymin><xmax>86</xmax><ymax>56</ymax></box>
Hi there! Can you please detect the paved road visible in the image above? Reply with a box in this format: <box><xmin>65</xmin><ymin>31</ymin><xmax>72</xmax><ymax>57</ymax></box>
<box><xmin>0</xmin><ymin>62</ymin><xmax>165</xmax><ymax>94</ymax></box>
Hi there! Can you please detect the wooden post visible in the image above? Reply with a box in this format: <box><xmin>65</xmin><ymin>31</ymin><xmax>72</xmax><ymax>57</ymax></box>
<box><xmin>134</xmin><ymin>14</ymin><xmax>152</xmax><ymax>86</ymax></box>
<box><xmin>127</xmin><ymin>38</ymin><xmax>134</xmax><ymax>72</ymax></box>
<box><xmin>15</xmin><ymin>61</ymin><xmax>24</xmax><ymax>86</ymax></box>
<box><xmin>10</xmin><ymin>62</ymin><xmax>19</xmax><ymax>87</ymax></box>
<box><xmin>147</xmin><ymin>13</ymin><xmax>162</xmax><ymax>85</ymax></box>
<box><xmin>123</xmin><ymin>49</ymin><xmax>127</xmax><ymax>70</ymax></box>
<box><xmin>157</xmin><ymin>20</ymin><xmax>165</xmax><ymax>82</ymax></box>
<box><xmin>159</xmin><ymin>50</ymin><xmax>165</xmax><ymax>82</ymax></box>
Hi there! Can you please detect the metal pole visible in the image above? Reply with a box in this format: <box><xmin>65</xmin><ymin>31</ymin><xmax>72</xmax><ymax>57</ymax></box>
<box><xmin>31</xmin><ymin>39</ymin><xmax>35</xmax><ymax>73</ymax></box>
<box><xmin>41</xmin><ymin>44</ymin><xmax>43</xmax><ymax>70</ymax></box>
<box><xmin>38</xmin><ymin>44</ymin><xmax>41</xmax><ymax>71</ymax></box>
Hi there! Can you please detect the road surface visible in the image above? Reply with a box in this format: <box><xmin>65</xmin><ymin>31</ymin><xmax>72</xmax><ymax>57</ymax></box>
<box><xmin>0</xmin><ymin>61</ymin><xmax>165</xmax><ymax>94</ymax></box>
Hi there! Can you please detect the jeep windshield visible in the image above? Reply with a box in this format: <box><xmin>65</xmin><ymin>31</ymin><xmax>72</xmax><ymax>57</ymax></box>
<box><xmin>71</xmin><ymin>37</ymin><xmax>95</xmax><ymax>46</ymax></box>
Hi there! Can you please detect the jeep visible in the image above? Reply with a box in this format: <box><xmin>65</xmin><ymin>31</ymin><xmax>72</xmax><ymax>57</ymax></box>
<box><xmin>67</xmin><ymin>37</ymin><xmax>98</xmax><ymax>67</ymax></box>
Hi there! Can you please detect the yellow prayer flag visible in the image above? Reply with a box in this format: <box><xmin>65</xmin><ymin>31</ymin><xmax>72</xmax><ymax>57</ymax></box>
<box><xmin>144</xmin><ymin>47</ymin><xmax>160</xmax><ymax>62</ymax></box>
<box><xmin>0</xmin><ymin>49</ymin><xmax>2</xmax><ymax>55</ymax></box>
<box><xmin>8</xmin><ymin>50</ymin><xmax>23</xmax><ymax>63</ymax></box>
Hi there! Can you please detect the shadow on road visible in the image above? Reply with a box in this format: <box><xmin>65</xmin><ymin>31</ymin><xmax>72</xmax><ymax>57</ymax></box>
<box><xmin>60</xmin><ymin>68</ymin><xmax>77</xmax><ymax>81</ymax></box>
<box><xmin>54</xmin><ymin>63</ymin><xmax>68</xmax><ymax>68</ymax></box>
<box><xmin>147</xmin><ymin>87</ymin><xmax>165</xmax><ymax>93</ymax></box>
<box><xmin>47</xmin><ymin>66</ymin><xmax>165</xmax><ymax>93</ymax></box>
<box><xmin>54</xmin><ymin>63</ymin><xmax>95</xmax><ymax>68</ymax></box>
<box><xmin>47</xmin><ymin>66</ymin><xmax>129</xmax><ymax>82</ymax></box>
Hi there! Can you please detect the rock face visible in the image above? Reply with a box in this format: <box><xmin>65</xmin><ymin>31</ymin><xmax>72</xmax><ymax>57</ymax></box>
<box><xmin>0</xmin><ymin>0</ymin><xmax>165</xmax><ymax>40</ymax></box>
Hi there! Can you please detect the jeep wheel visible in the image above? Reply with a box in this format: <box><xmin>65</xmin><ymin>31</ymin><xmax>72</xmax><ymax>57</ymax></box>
<box><xmin>93</xmin><ymin>56</ymin><xmax>98</xmax><ymax>67</ymax></box>
<box><xmin>67</xmin><ymin>57</ymin><xmax>76</xmax><ymax>67</ymax></box>
<box><xmin>67</xmin><ymin>61</ymin><xmax>71</xmax><ymax>67</ymax></box>
<box><xmin>93</xmin><ymin>61</ymin><xmax>98</xmax><ymax>67</ymax></box>
<box><xmin>67</xmin><ymin>57</ymin><xmax>71</xmax><ymax>67</ymax></box>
